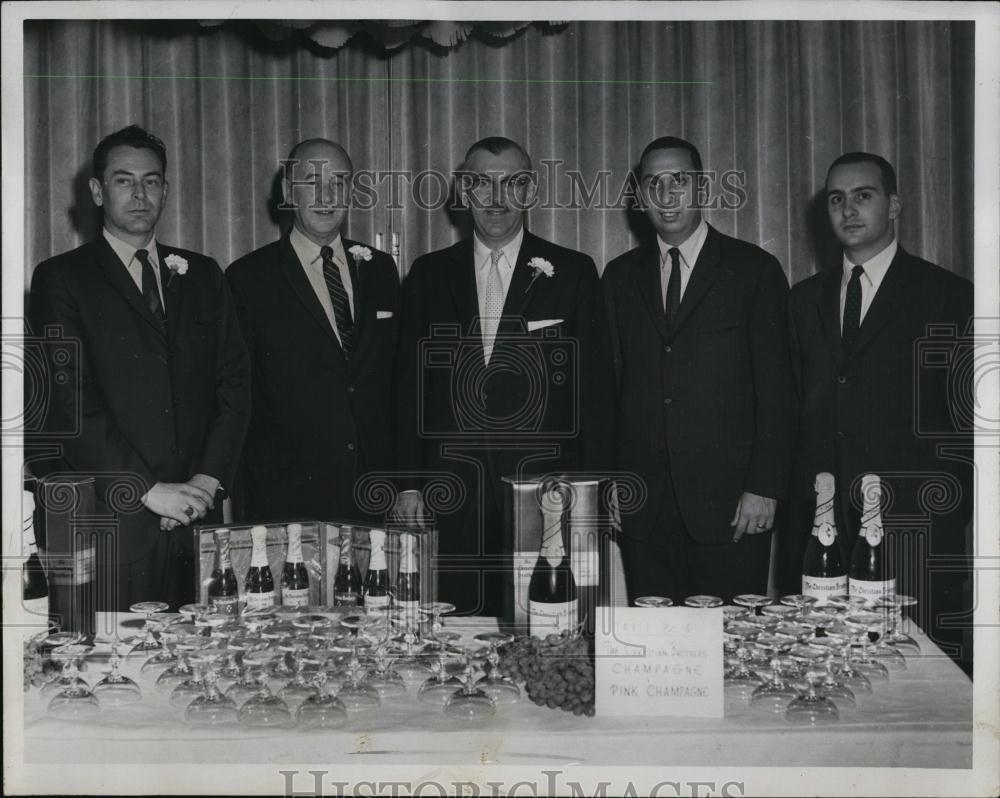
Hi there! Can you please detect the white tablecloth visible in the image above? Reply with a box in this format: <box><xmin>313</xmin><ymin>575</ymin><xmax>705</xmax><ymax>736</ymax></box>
<box><xmin>21</xmin><ymin>614</ymin><xmax>972</xmax><ymax>769</ymax></box>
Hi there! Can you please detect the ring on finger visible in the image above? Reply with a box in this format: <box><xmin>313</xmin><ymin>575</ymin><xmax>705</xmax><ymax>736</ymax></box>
<box><xmin>184</xmin><ymin>506</ymin><xmax>195</xmax><ymax>518</ymax></box>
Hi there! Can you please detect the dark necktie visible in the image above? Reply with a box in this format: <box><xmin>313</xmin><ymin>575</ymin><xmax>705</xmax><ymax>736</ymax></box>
<box><xmin>842</xmin><ymin>263</ymin><xmax>865</xmax><ymax>353</ymax></box>
<box><xmin>664</xmin><ymin>247</ymin><xmax>682</xmax><ymax>324</ymax></box>
<box><xmin>135</xmin><ymin>248</ymin><xmax>165</xmax><ymax>324</ymax></box>
<box><xmin>320</xmin><ymin>245</ymin><xmax>353</xmax><ymax>355</ymax></box>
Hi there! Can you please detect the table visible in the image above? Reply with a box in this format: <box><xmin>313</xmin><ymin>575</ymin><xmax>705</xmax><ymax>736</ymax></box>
<box><xmin>21</xmin><ymin>613</ymin><xmax>972</xmax><ymax>770</ymax></box>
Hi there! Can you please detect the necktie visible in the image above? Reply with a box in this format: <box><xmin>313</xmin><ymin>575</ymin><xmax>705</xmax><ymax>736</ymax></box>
<box><xmin>483</xmin><ymin>249</ymin><xmax>504</xmax><ymax>364</ymax></box>
<box><xmin>842</xmin><ymin>263</ymin><xmax>865</xmax><ymax>353</ymax></box>
<box><xmin>135</xmin><ymin>248</ymin><xmax>165</xmax><ymax>324</ymax></box>
<box><xmin>320</xmin><ymin>245</ymin><xmax>353</xmax><ymax>356</ymax></box>
<box><xmin>664</xmin><ymin>247</ymin><xmax>681</xmax><ymax>324</ymax></box>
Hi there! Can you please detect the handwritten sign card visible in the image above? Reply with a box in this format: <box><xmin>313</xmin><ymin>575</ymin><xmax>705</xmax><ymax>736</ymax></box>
<box><xmin>595</xmin><ymin>606</ymin><xmax>723</xmax><ymax>717</ymax></box>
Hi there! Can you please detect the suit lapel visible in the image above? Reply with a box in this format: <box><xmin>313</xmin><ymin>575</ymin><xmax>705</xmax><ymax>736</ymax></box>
<box><xmin>446</xmin><ymin>239</ymin><xmax>480</xmax><ymax>338</ymax></box>
<box><xmin>277</xmin><ymin>236</ymin><xmax>347</xmax><ymax>365</ymax></box>
<box><xmin>849</xmin><ymin>248</ymin><xmax>916</xmax><ymax>359</ymax></box>
<box><xmin>817</xmin><ymin>264</ymin><xmax>846</xmax><ymax>370</ymax></box>
<box><xmin>157</xmin><ymin>244</ymin><xmax>184</xmax><ymax>345</ymax></box>
<box><xmin>668</xmin><ymin>225</ymin><xmax>723</xmax><ymax>339</ymax></box>
<box><xmin>501</xmin><ymin>232</ymin><xmax>543</xmax><ymax>326</ymax></box>
<box><xmin>94</xmin><ymin>237</ymin><xmax>167</xmax><ymax>340</ymax></box>
<box><xmin>632</xmin><ymin>244</ymin><xmax>671</xmax><ymax>344</ymax></box>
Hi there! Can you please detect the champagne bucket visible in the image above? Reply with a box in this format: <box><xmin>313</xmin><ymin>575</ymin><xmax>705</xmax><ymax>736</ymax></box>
<box><xmin>502</xmin><ymin>475</ymin><xmax>615</xmax><ymax>635</ymax></box>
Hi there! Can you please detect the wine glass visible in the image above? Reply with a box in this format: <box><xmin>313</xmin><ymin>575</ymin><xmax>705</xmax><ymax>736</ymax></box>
<box><xmin>41</xmin><ymin>641</ymin><xmax>90</xmax><ymax>698</ymax></box>
<box><xmin>279</xmin><ymin>647</ymin><xmax>322</xmax><ymax>709</ymax></box>
<box><xmin>126</xmin><ymin>601</ymin><xmax>169</xmax><ymax>653</ymax></box>
<box><xmin>724</xmin><ymin>644</ymin><xmax>765</xmax><ymax>700</ymax></box>
<box><xmin>388</xmin><ymin>615</ymin><xmax>433</xmax><ymax>685</ymax></box>
<box><xmin>635</xmin><ymin>596</ymin><xmax>673</xmax><ymax>608</ymax></box>
<box><xmin>443</xmin><ymin>644</ymin><xmax>496</xmax><ymax>721</ymax></box>
<box><xmin>723</xmin><ymin>605</ymin><xmax>750</xmax><ymax>621</ymax></box>
<box><xmin>474</xmin><ymin>632</ymin><xmax>520</xmax><ymax>705</ymax></box>
<box><xmin>237</xmin><ymin>651</ymin><xmax>293</xmax><ymax>728</ymax></box>
<box><xmin>47</xmin><ymin>647</ymin><xmax>101</xmax><ymax>719</ymax></box>
<box><xmin>749</xmin><ymin>657</ymin><xmax>800</xmax><ymax>713</ymax></box>
<box><xmin>417</xmin><ymin>643</ymin><xmax>464</xmax><ymax>705</ymax></box>
<box><xmin>92</xmin><ymin>638</ymin><xmax>142</xmax><ymax>707</ymax></box>
<box><xmin>296</xmin><ymin>670</ymin><xmax>348</xmax><ymax>730</ymax></box>
<box><xmin>184</xmin><ymin>653</ymin><xmax>238</xmax><ymax>726</ymax></box>
<box><xmin>733</xmin><ymin>594</ymin><xmax>773</xmax><ymax>616</ymax></box>
<box><xmin>335</xmin><ymin>651</ymin><xmax>381</xmax><ymax>712</ymax></box>
<box><xmin>845</xmin><ymin>612</ymin><xmax>890</xmax><ymax>682</ymax></box>
<box><xmin>155</xmin><ymin>639</ymin><xmax>197</xmax><ymax>694</ymax></box>
<box><xmin>419</xmin><ymin>602</ymin><xmax>460</xmax><ymax>646</ymax></box>
<box><xmin>169</xmin><ymin>652</ymin><xmax>209</xmax><ymax>709</ymax></box>
<box><xmin>684</xmin><ymin>595</ymin><xmax>724</xmax><ymax>609</ymax></box>
<box><xmin>815</xmin><ymin>658</ymin><xmax>856</xmax><ymax>709</ymax></box>
<box><xmin>779</xmin><ymin>594</ymin><xmax>819</xmax><ymax>611</ymax></box>
<box><xmin>875</xmin><ymin>595</ymin><xmax>921</xmax><ymax>654</ymax></box>
<box><xmin>833</xmin><ymin>643</ymin><xmax>873</xmax><ymax>696</ymax></box>
<box><xmin>785</xmin><ymin>670</ymin><xmax>839</xmax><ymax>724</ymax></box>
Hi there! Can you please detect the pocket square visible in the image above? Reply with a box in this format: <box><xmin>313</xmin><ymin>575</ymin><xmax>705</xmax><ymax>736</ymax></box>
<box><xmin>527</xmin><ymin>318</ymin><xmax>563</xmax><ymax>331</ymax></box>
<box><xmin>376</xmin><ymin>310</ymin><xmax>394</xmax><ymax>319</ymax></box>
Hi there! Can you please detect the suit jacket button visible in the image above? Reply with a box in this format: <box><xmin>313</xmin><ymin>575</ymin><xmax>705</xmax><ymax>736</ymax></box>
<box><xmin>663</xmin><ymin>397</ymin><xmax>673</xmax><ymax>405</ymax></box>
<box><xmin>837</xmin><ymin>376</ymin><xmax>847</xmax><ymax>384</ymax></box>
<box><xmin>664</xmin><ymin>345</ymin><xmax>672</xmax><ymax>353</ymax></box>
<box><xmin>836</xmin><ymin>431</ymin><xmax>845</xmax><ymax>439</ymax></box>
<box><xmin>347</xmin><ymin>386</ymin><xmax>355</xmax><ymax>393</ymax></box>
<box><xmin>347</xmin><ymin>443</ymin><xmax>356</xmax><ymax>451</ymax></box>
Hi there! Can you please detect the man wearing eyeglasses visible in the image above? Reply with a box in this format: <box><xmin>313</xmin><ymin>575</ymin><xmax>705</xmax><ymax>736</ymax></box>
<box><xmin>227</xmin><ymin>138</ymin><xmax>400</xmax><ymax>524</ymax></box>
<box><xmin>393</xmin><ymin>136</ymin><xmax>614</xmax><ymax>618</ymax></box>
<box><xmin>603</xmin><ymin>136</ymin><xmax>795</xmax><ymax>605</ymax></box>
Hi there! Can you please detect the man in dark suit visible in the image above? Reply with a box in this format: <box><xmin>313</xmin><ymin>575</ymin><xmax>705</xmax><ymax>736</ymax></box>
<box><xmin>603</xmin><ymin>136</ymin><xmax>795</xmax><ymax>605</ymax></box>
<box><xmin>393</xmin><ymin>137</ymin><xmax>613</xmax><ymax>618</ymax></box>
<box><xmin>227</xmin><ymin>139</ymin><xmax>400</xmax><ymax>523</ymax></box>
<box><xmin>781</xmin><ymin>152</ymin><xmax>974</xmax><ymax>672</ymax></box>
<box><xmin>29</xmin><ymin>125</ymin><xmax>250</xmax><ymax>610</ymax></box>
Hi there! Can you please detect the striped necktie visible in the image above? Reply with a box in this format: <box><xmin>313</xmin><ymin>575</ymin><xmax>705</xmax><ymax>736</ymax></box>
<box><xmin>321</xmin><ymin>245</ymin><xmax>353</xmax><ymax>356</ymax></box>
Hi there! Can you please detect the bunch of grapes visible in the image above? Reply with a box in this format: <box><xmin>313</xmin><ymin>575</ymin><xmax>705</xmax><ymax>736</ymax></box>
<box><xmin>22</xmin><ymin>639</ymin><xmax>55</xmax><ymax>691</ymax></box>
<box><xmin>499</xmin><ymin>631</ymin><xmax>595</xmax><ymax>716</ymax></box>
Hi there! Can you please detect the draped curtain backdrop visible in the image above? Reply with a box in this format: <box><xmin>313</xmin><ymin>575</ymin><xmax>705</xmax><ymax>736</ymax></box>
<box><xmin>24</xmin><ymin>19</ymin><xmax>974</xmax><ymax>288</ymax></box>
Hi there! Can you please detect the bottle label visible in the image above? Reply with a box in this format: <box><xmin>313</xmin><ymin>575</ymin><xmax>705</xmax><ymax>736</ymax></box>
<box><xmin>249</xmin><ymin>527</ymin><xmax>270</xmax><ymax>567</ymax></box>
<box><xmin>862</xmin><ymin>525</ymin><xmax>884</xmax><ymax>547</ymax></box>
<box><xmin>244</xmin><ymin>590</ymin><xmax>275</xmax><ymax>611</ymax></box>
<box><xmin>368</xmin><ymin>530</ymin><xmax>387</xmax><ymax>570</ymax></box>
<box><xmin>849</xmin><ymin>577</ymin><xmax>895</xmax><ymax>602</ymax></box>
<box><xmin>802</xmin><ymin>574</ymin><xmax>847</xmax><ymax>602</ymax></box>
<box><xmin>529</xmin><ymin>599</ymin><xmax>578</xmax><ymax>638</ymax></box>
<box><xmin>815</xmin><ymin>521</ymin><xmax>837</xmax><ymax>547</ymax></box>
<box><xmin>210</xmin><ymin>595</ymin><xmax>239</xmax><ymax>616</ymax></box>
<box><xmin>365</xmin><ymin>593</ymin><xmax>390</xmax><ymax>609</ymax></box>
<box><xmin>334</xmin><ymin>592</ymin><xmax>361</xmax><ymax>607</ymax></box>
<box><xmin>286</xmin><ymin>526</ymin><xmax>304</xmax><ymax>564</ymax></box>
<box><xmin>282</xmin><ymin>587</ymin><xmax>310</xmax><ymax>608</ymax></box>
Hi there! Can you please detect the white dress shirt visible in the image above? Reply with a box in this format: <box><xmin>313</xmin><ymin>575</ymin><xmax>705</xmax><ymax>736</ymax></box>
<box><xmin>839</xmin><ymin>238</ymin><xmax>897</xmax><ymax>332</ymax></box>
<box><xmin>290</xmin><ymin>227</ymin><xmax>356</xmax><ymax>345</ymax></box>
<box><xmin>103</xmin><ymin>228</ymin><xmax>165</xmax><ymax>309</ymax></box>
<box><xmin>473</xmin><ymin>227</ymin><xmax>524</xmax><ymax>323</ymax></box>
<box><xmin>657</xmin><ymin>219</ymin><xmax>708</xmax><ymax>309</ymax></box>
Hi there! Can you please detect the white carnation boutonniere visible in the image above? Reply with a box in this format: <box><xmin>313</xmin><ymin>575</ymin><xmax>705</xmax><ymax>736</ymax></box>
<box><xmin>348</xmin><ymin>245</ymin><xmax>373</xmax><ymax>265</ymax></box>
<box><xmin>525</xmin><ymin>257</ymin><xmax>555</xmax><ymax>293</ymax></box>
<box><xmin>164</xmin><ymin>253</ymin><xmax>188</xmax><ymax>286</ymax></box>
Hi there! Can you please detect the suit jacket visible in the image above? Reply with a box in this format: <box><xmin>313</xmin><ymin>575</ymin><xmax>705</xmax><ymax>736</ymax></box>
<box><xmin>603</xmin><ymin>224</ymin><xmax>796</xmax><ymax>544</ymax></box>
<box><xmin>395</xmin><ymin>230</ymin><xmax>615</xmax><ymax>537</ymax></box>
<box><xmin>780</xmin><ymin>247</ymin><xmax>974</xmax><ymax>594</ymax></box>
<box><xmin>28</xmin><ymin>237</ymin><xmax>251</xmax><ymax>562</ymax></box>
<box><xmin>226</xmin><ymin>236</ymin><xmax>400</xmax><ymax>522</ymax></box>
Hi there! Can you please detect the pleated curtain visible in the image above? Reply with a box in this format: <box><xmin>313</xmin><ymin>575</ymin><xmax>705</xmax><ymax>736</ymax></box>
<box><xmin>24</xmin><ymin>19</ymin><xmax>973</xmax><ymax>286</ymax></box>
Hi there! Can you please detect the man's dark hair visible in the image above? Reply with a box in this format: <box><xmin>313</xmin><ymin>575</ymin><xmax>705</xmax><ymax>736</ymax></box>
<box><xmin>92</xmin><ymin>125</ymin><xmax>167</xmax><ymax>182</ymax></box>
<box><xmin>826</xmin><ymin>152</ymin><xmax>898</xmax><ymax>195</ymax></box>
<box><xmin>460</xmin><ymin>136</ymin><xmax>532</xmax><ymax>172</ymax></box>
<box><xmin>639</xmin><ymin>136</ymin><xmax>704</xmax><ymax>173</ymax></box>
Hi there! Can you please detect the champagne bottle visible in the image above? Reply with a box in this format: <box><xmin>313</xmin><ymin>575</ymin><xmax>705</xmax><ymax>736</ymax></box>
<box><xmin>363</xmin><ymin>529</ymin><xmax>390</xmax><ymax>610</ymax></box>
<box><xmin>529</xmin><ymin>487</ymin><xmax>578</xmax><ymax>638</ymax></box>
<box><xmin>21</xmin><ymin>485</ymin><xmax>49</xmax><ymax>617</ymax></box>
<box><xmin>333</xmin><ymin>527</ymin><xmax>363</xmax><ymax>607</ymax></box>
<box><xmin>280</xmin><ymin>523</ymin><xmax>310</xmax><ymax>607</ymax></box>
<box><xmin>244</xmin><ymin>525</ymin><xmax>275</xmax><ymax>611</ymax></box>
<box><xmin>394</xmin><ymin>532</ymin><xmax>420</xmax><ymax>617</ymax></box>
<box><xmin>801</xmin><ymin>472</ymin><xmax>848</xmax><ymax>603</ymax></box>
<box><xmin>849</xmin><ymin>474</ymin><xmax>895</xmax><ymax>602</ymax></box>
<box><xmin>206</xmin><ymin>527</ymin><xmax>239</xmax><ymax>616</ymax></box>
